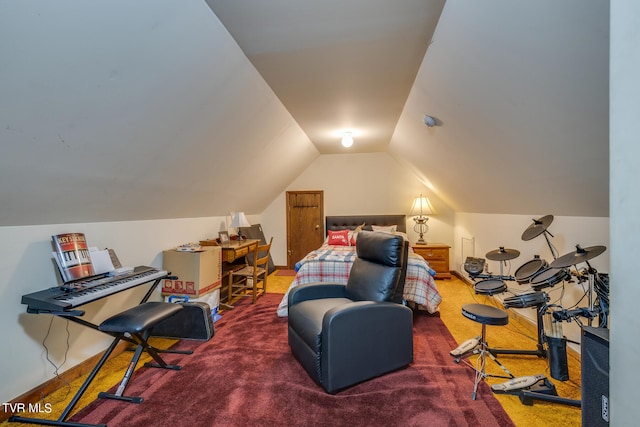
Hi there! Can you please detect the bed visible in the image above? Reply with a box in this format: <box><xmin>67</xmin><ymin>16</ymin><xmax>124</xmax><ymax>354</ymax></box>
<box><xmin>276</xmin><ymin>215</ymin><xmax>443</xmax><ymax>317</ymax></box>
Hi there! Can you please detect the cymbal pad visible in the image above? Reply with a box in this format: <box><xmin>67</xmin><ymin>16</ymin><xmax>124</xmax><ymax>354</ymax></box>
<box><xmin>486</xmin><ymin>247</ymin><xmax>520</xmax><ymax>261</ymax></box>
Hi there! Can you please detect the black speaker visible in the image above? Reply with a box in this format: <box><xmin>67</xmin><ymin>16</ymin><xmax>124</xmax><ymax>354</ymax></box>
<box><xmin>582</xmin><ymin>326</ymin><xmax>609</xmax><ymax>426</ymax></box>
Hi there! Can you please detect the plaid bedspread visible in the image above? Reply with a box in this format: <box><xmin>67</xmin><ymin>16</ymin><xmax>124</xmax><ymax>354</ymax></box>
<box><xmin>277</xmin><ymin>245</ymin><xmax>442</xmax><ymax>317</ymax></box>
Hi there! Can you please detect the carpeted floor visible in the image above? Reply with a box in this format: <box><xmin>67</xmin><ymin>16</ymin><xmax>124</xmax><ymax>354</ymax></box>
<box><xmin>3</xmin><ymin>271</ymin><xmax>582</xmax><ymax>427</ymax></box>
<box><xmin>266</xmin><ymin>272</ymin><xmax>583</xmax><ymax>426</ymax></box>
<box><xmin>68</xmin><ymin>293</ymin><xmax>513</xmax><ymax>427</ymax></box>
<box><xmin>437</xmin><ymin>275</ymin><xmax>582</xmax><ymax>426</ymax></box>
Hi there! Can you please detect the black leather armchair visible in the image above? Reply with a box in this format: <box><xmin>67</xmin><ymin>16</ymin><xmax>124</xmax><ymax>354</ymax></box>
<box><xmin>287</xmin><ymin>231</ymin><xmax>413</xmax><ymax>393</ymax></box>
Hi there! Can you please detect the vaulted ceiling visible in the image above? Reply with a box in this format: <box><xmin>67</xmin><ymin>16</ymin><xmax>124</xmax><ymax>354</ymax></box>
<box><xmin>207</xmin><ymin>0</ymin><xmax>445</xmax><ymax>154</ymax></box>
<box><xmin>208</xmin><ymin>0</ymin><xmax>609</xmax><ymax>217</ymax></box>
<box><xmin>0</xmin><ymin>0</ymin><xmax>609</xmax><ymax>227</ymax></box>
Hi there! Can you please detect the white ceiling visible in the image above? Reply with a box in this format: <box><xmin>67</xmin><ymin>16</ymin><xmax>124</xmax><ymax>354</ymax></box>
<box><xmin>0</xmin><ymin>0</ymin><xmax>609</xmax><ymax>226</ymax></box>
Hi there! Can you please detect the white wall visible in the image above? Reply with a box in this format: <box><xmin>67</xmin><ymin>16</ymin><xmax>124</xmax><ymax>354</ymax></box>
<box><xmin>0</xmin><ymin>215</ymin><xmax>266</xmax><ymax>403</ymax></box>
<box><xmin>261</xmin><ymin>152</ymin><xmax>610</xmax><ymax>352</ymax></box>
<box><xmin>261</xmin><ymin>152</ymin><xmax>456</xmax><ymax>266</ymax></box>
<box><xmin>610</xmin><ymin>0</ymin><xmax>640</xmax><ymax>423</ymax></box>
<box><xmin>261</xmin><ymin>153</ymin><xmax>610</xmax><ymax>344</ymax></box>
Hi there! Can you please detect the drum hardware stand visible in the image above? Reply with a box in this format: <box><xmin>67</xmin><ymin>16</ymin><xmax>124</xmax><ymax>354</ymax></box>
<box><xmin>519</xmin><ymin>387</ymin><xmax>581</xmax><ymax>407</ymax></box>
<box><xmin>517</xmin><ymin>252</ymin><xmax>608</xmax><ymax>409</ymax></box>
<box><xmin>516</xmin><ymin>366</ymin><xmax>582</xmax><ymax>407</ymax></box>
<box><xmin>521</xmin><ymin>214</ymin><xmax>560</xmax><ymax>262</ymax></box>
<box><xmin>565</xmin><ymin>262</ymin><xmax>600</xmax><ymax>327</ymax></box>
<box><xmin>551</xmin><ymin>308</ymin><xmax>597</xmax><ymax>330</ymax></box>
<box><xmin>484</xmin><ymin>247</ymin><xmax>520</xmax><ymax>277</ymax></box>
<box><xmin>468</xmin><ymin>247</ymin><xmax>550</xmax><ymax>358</ymax></box>
<box><xmin>585</xmin><ymin>264</ymin><xmax>599</xmax><ymax>327</ymax></box>
<box><xmin>549</xmin><ymin>245</ymin><xmax>608</xmax><ymax>327</ymax></box>
<box><xmin>488</xmin><ymin>301</ymin><xmax>548</xmax><ymax>358</ymax></box>
<box><xmin>451</xmin><ymin>338</ymin><xmax>516</xmax><ymax>395</ymax></box>
<box><xmin>470</xmin><ymin>273</ymin><xmax>515</xmax><ymax>282</ymax></box>
<box><xmin>513</xmin><ymin>308</ymin><xmax>600</xmax><ymax>408</ymax></box>
<box><xmin>488</xmin><ymin>249</ymin><xmax>516</xmax><ymax>277</ymax></box>
<box><xmin>540</xmin><ymin>228</ymin><xmax>559</xmax><ymax>260</ymax></box>
<box><xmin>452</xmin><ymin>313</ymin><xmax>547</xmax><ymax>360</ymax></box>
<box><xmin>495</xmin><ymin>244</ymin><xmax>607</xmax><ymax>361</ymax></box>
<box><xmin>489</xmin><ymin>224</ymin><xmax>606</xmax><ymax>407</ymax></box>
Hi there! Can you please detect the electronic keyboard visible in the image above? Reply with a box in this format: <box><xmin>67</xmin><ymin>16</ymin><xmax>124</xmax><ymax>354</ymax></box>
<box><xmin>21</xmin><ymin>266</ymin><xmax>168</xmax><ymax>313</ymax></box>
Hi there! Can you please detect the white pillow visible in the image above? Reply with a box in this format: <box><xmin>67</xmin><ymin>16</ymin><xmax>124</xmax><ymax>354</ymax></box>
<box><xmin>371</xmin><ymin>224</ymin><xmax>397</xmax><ymax>233</ymax></box>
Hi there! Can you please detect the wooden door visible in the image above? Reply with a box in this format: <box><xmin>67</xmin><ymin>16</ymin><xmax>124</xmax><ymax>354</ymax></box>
<box><xmin>286</xmin><ymin>191</ymin><xmax>324</xmax><ymax>269</ymax></box>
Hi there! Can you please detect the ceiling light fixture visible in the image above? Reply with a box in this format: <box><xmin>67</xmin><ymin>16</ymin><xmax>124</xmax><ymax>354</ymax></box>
<box><xmin>341</xmin><ymin>132</ymin><xmax>354</xmax><ymax>148</ymax></box>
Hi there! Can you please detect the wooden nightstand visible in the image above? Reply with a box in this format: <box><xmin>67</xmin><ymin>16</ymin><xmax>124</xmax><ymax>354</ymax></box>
<box><xmin>412</xmin><ymin>243</ymin><xmax>451</xmax><ymax>279</ymax></box>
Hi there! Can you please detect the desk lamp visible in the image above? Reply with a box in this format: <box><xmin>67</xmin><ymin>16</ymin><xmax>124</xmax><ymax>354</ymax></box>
<box><xmin>231</xmin><ymin>212</ymin><xmax>251</xmax><ymax>240</ymax></box>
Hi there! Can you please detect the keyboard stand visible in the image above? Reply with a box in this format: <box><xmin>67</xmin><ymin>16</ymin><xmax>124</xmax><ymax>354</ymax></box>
<box><xmin>9</xmin><ymin>276</ymin><xmax>181</xmax><ymax>427</ymax></box>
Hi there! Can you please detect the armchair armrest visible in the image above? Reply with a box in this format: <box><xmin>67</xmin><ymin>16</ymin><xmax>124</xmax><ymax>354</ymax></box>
<box><xmin>289</xmin><ymin>283</ymin><xmax>347</xmax><ymax>307</ymax></box>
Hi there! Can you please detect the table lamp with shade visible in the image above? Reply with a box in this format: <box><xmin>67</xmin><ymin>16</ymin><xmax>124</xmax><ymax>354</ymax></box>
<box><xmin>231</xmin><ymin>212</ymin><xmax>251</xmax><ymax>240</ymax></box>
<box><xmin>410</xmin><ymin>194</ymin><xmax>435</xmax><ymax>244</ymax></box>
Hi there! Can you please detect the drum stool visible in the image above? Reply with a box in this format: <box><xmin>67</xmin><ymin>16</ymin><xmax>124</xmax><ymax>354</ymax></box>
<box><xmin>458</xmin><ymin>303</ymin><xmax>514</xmax><ymax>400</ymax></box>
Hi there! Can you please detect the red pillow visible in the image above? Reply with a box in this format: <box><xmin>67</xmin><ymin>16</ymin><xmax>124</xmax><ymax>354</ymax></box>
<box><xmin>327</xmin><ymin>229</ymin><xmax>350</xmax><ymax>246</ymax></box>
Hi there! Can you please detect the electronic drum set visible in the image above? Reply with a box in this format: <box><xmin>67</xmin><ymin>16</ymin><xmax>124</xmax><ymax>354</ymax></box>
<box><xmin>459</xmin><ymin>214</ymin><xmax>610</xmax><ymax>406</ymax></box>
<box><xmin>465</xmin><ymin>214</ymin><xmax>609</xmax><ymax>329</ymax></box>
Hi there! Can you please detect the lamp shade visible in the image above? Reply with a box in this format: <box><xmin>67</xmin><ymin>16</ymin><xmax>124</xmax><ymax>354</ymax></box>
<box><xmin>410</xmin><ymin>195</ymin><xmax>435</xmax><ymax>217</ymax></box>
<box><xmin>230</xmin><ymin>212</ymin><xmax>251</xmax><ymax>229</ymax></box>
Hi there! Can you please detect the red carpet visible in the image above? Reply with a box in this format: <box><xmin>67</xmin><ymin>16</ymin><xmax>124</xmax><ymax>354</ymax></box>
<box><xmin>71</xmin><ymin>294</ymin><xmax>514</xmax><ymax>426</ymax></box>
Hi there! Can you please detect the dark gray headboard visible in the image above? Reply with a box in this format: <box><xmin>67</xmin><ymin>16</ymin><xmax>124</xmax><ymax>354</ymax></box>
<box><xmin>325</xmin><ymin>215</ymin><xmax>406</xmax><ymax>235</ymax></box>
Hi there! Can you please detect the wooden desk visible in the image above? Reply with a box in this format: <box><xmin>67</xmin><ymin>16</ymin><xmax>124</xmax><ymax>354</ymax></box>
<box><xmin>219</xmin><ymin>239</ymin><xmax>260</xmax><ymax>263</ymax></box>
<box><xmin>201</xmin><ymin>239</ymin><xmax>260</xmax><ymax>263</ymax></box>
<box><xmin>201</xmin><ymin>239</ymin><xmax>260</xmax><ymax>308</ymax></box>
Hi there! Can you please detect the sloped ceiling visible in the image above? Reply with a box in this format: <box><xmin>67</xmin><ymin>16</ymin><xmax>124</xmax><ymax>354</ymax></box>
<box><xmin>391</xmin><ymin>0</ymin><xmax>609</xmax><ymax>216</ymax></box>
<box><xmin>209</xmin><ymin>0</ymin><xmax>609</xmax><ymax>217</ymax></box>
<box><xmin>0</xmin><ymin>0</ymin><xmax>609</xmax><ymax>227</ymax></box>
<box><xmin>206</xmin><ymin>0</ymin><xmax>446</xmax><ymax>154</ymax></box>
<box><xmin>0</xmin><ymin>1</ymin><xmax>319</xmax><ymax>226</ymax></box>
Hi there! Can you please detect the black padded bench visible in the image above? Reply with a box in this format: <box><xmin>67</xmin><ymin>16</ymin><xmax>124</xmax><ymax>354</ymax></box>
<box><xmin>96</xmin><ymin>302</ymin><xmax>184</xmax><ymax>403</ymax></box>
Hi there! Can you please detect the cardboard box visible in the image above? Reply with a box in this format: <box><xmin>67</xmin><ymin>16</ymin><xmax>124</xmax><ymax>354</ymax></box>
<box><xmin>161</xmin><ymin>246</ymin><xmax>222</xmax><ymax>296</ymax></box>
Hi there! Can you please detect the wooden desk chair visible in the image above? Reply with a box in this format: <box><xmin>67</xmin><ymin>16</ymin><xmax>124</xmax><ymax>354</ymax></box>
<box><xmin>228</xmin><ymin>238</ymin><xmax>273</xmax><ymax>304</ymax></box>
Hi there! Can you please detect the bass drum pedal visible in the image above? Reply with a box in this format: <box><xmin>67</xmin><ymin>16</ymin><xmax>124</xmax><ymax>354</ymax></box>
<box><xmin>450</xmin><ymin>335</ymin><xmax>481</xmax><ymax>358</ymax></box>
<box><xmin>491</xmin><ymin>374</ymin><xmax>557</xmax><ymax>397</ymax></box>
